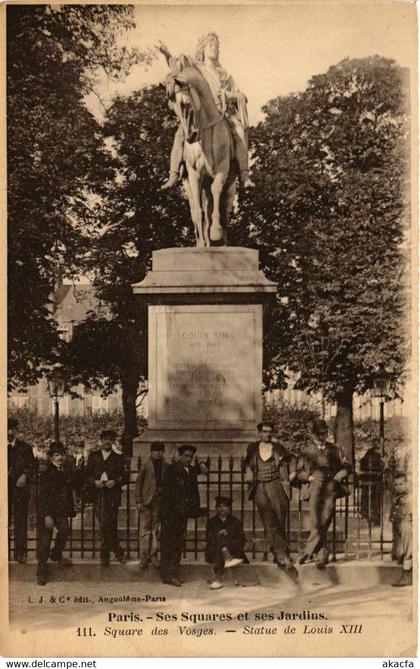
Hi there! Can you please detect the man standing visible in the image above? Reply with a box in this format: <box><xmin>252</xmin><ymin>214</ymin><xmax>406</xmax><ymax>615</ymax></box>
<box><xmin>135</xmin><ymin>441</ymin><xmax>168</xmax><ymax>569</ymax></box>
<box><xmin>205</xmin><ymin>496</ymin><xmax>248</xmax><ymax>590</ymax></box>
<box><xmin>8</xmin><ymin>417</ymin><xmax>36</xmax><ymax>563</ymax></box>
<box><xmin>85</xmin><ymin>428</ymin><xmax>129</xmax><ymax>566</ymax></box>
<box><xmin>36</xmin><ymin>442</ymin><xmax>79</xmax><ymax>586</ymax></box>
<box><xmin>244</xmin><ymin>422</ymin><xmax>297</xmax><ymax>577</ymax></box>
<box><xmin>297</xmin><ymin>419</ymin><xmax>350</xmax><ymax>569</ymax></box>
<box><xmin>156</xmin><ymin>32</ymin><xmax>255</xmax><ymax>189</ymax></box>
<box><xmin>160</xmin><ymin>445</ymin><xmax>203</xmax><ymax>587</ymax></box>
<box><xmin>390</xmin><ymin>471</ymin><xmax>412</xmax><ymax>587</ymax></box>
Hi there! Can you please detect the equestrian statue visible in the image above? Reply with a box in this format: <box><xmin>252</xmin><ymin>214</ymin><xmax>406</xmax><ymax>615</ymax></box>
<box><xmin>156</xmin><ymin>33</ymin><xmax>254</xmax><ymax>248</ymax></box>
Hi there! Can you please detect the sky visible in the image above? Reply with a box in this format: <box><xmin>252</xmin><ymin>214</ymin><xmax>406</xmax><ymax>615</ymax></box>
<box><xmin>86</xmin><ymin>2</ymin><xmax>417</xmax><ymax>125</ymax></box>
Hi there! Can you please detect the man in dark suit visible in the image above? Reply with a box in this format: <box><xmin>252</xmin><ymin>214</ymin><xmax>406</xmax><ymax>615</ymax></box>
<box><xmin>8</xmin><ymin>417</ymin><xmax>36</xmax><ymax>563</ymax></box>
<box><xmin>244</xmin><ymin>422</ymin><xmax>297</xmax><ymax>577</ymax></box>
<box><xmin>84</xmin><ymin>428</ymin><xmax>129</xmax><ymax>566</ymax></box>
<box><xmin>205</xmin><ymin>496</ymin><xmax>248</xmax><ymax>590</ymax></box>
<box><xmin>160</xmin><ymin>444</ymin><xmax>203</xmax><ymax>587</ymax></box>
<box><xmin>296</xmin><ymin>418</ymin><xmax>351</xmax><ymax>569</ymax></box>
<box><xmin>36</xmin><ymin>441</ymin><xmax>80</xmax><ymax>585</ymax></box>
<box><xmin>135</xmin><ymin>441</ymin><xmax>169</xmax><ymax>569</ymax></box>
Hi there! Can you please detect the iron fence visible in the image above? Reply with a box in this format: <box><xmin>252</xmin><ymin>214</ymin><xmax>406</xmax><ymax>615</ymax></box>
<box><xmin>8</xmin><ymin>457</ymin><xmax>393</xmax><ymax>562</ymax></box>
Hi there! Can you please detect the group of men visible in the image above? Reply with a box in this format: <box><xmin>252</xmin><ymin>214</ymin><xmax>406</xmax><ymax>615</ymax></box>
<box><xmin>8</xmin><ymin>416</ymin><xmax>412</xmax><ymax>589</ymax></box>
<box><xmin>8</xmin><ymin>420</ymin><xmax>129</xmax><ymax>585</ymax></box>
<box><xmin>136</xmin><ymin>418</ymin><xmax>353</xmax><ymax>588</ymax></box>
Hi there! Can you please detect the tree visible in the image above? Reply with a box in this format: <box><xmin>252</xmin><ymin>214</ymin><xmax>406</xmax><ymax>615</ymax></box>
<box><xmin>62</xmin><ymin>85</ymin><xmax>193</xmax><ymax>452</ymax></box>
<box><xmin>7</xmin><ymin>4</ymin><xmax>143</xmax><ymax>388</ymax></box>
<box><xmin>234</xmin><ymin>57</ymin><xmax>409</xmax><ymax>460</ymax></box>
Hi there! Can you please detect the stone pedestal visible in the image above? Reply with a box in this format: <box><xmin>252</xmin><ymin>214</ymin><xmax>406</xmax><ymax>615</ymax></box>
<box><xmin>132</xmin><ymin>247</ymin><xmax>276</xmax><ymax>460</ymax></box>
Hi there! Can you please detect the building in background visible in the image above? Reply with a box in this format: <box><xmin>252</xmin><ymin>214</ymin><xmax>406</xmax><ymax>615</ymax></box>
<box><xmin>8</xmin><ymin>283</ymin><xmax>124</xmax><ymax>417</ymax></box>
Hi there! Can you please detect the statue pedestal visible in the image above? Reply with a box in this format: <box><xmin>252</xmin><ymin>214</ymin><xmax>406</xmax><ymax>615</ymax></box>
<box><xmin>132</xmin><ymin>247</ymin><xmax>276</xmax><ymax>460</ymax></box>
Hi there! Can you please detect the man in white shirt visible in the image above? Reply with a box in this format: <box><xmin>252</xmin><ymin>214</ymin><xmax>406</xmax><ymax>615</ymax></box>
<box><xmin>244</xmin><ymin>422</ymin><xmax>297</xmax><ymax>577</ymax></box>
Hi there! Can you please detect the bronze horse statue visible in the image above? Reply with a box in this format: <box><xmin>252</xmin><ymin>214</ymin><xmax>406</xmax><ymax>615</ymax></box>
<box><xmin>165</xmin><ymin>66</ymin><xmax>237</xmax><ymax>247</ymax></box>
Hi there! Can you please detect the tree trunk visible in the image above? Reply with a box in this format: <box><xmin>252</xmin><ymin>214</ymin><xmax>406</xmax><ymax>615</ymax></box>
<box><xmin>120</xmin><ymin>370</ymin><xmax>140</xmax><ymax>457</ymax></box>
<box><xmin>334</xmin><ymin>383</ymin><xmax>355</xmax><ymax>468</ymax></box>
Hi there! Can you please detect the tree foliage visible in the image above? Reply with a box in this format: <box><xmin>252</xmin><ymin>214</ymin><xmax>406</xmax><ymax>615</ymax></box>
<box><xmin>7</xmin><ymin>4</ymin><xmax>142</xmax><ymax>388</ymax></box>
<box><xmin>62</xmin><ymin>86</ymin><xmax>192</xmax><ymax>447</ymax></box>
<box><xmin>233</xmin><ymin>57</ymin><xmax>409</xmax><ymax>457</ymax></box>
<box><xmin>235</xmin><ymin>59</ymin><xmax>408</xmax><ymax>409</ymax></box>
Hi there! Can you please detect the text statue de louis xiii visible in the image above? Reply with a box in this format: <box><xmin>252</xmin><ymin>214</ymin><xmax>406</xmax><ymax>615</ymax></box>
<box><xmin>156</xmin><ymin>32</ymin><xmax>255</xmax><ymax>248</ymax></box>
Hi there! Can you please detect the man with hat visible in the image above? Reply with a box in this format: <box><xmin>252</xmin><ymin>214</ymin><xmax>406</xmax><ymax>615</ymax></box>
<box><xmin>296</xmin><ymin>418</ymin><xmax>351</xmax><ymax>569</ymax></box>
<box><xmin>8</xmin><ymin>417</ymin><xmax>36</xmax><ymax>563</ymax></box>
<box><xmin>84</xmin><ymin>428</ymin><xmax>129</xmax><ymax>566</ymax></box>
<box><xmin>244</xmin><ymin>421</ymin><xmax>297</xmax><ymax>577</ymax></box>
<box><xmin>160</xmin><ymin>444</ymin><xmax>204</xmax><ymax>586</ymax></box>
<box><xmin>135</xmin><ymin>441</ymin><xmax>168</xmax><ymax>569</ymax></box>
<box><xmin>205</xmin><ymin>496</ymin><xmax>248</xmax><ymax>590</ymax></box>
<box><xmin>36</xmin><ymin>441</ymin><xmax>81</xmax><ymax>585</ymax></box>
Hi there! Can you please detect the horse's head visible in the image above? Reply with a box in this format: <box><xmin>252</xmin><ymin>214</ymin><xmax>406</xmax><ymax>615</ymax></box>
<box><xmin>165</xmin><ymin>74</ymin><xmax>200</xmax><ymax>144</ymax></box>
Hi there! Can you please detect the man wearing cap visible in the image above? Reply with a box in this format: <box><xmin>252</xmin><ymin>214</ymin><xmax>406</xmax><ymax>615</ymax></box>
<box><xmin>296</xmin><ymin>418</ymin><xmax>351</xmax><ymax>569</ymax></box>
<box><xmin>244</xmin><ymin>422</ymin><xmax>297</xmax><ymax>577</ymax></box>
<box><xmin>8</xmin><ymin>417</ymin><xmax>36</xmax><ymax>563</ymax></box>
<box><xmin>205</xmin><ymin>496</ymin><xmax>248</xmax><ymax>590</ymax></box>
<box><xmin>390</xmin><ymin>471</ymin><xmax>412</xmax><ymax>587</ymax></box>
<box><xmin>135</xmin><ymin>442</ymin><xmax>168</xmax><ymax>569</ymax></box>
<box><xmin>84</xmin><ymin>428</ymin><xmax>129</xmax><ymax>566</ymax></box>
<box><xmin>36</xmin><ymin>442</ymin><xmax>81</xmax><ymax>585</ymax></box>
<box><xmin>160</xmin><ymin>445</ymin><xmax>205</xmax><ymax>586</ymax></box>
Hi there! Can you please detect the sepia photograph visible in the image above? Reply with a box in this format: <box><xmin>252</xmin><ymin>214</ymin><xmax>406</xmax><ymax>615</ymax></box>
<box><xmin>2</xmin><ymin>0</ymin><xmax>418</xmax><ymax>658</ymax></box>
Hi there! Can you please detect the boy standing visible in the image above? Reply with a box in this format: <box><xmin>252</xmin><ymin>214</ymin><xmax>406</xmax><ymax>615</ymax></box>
<box><xmin>390</xmin><ymin>471</ymin><xmax>412</xmax><ymax>587</ymax></box>
<box><xmin>36</xmin><ymin>442</ymin><xmax>79</xmax><ymax>585</ymax></box>
<box><xmin>135</xmin><ymin>442</ymin><xmax>168</xmax><ymax>569</ymax></box>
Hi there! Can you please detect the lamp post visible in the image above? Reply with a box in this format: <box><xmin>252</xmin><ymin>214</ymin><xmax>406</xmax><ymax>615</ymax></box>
<box><xmin>48</xmin><ymin>369</ymin><xmax>66</xmax><ymax>442</ymax></box>
<box><xmin>373</xmin><ymin>364</ymin><xmax>391</xmax><ymax>458</ymax></box>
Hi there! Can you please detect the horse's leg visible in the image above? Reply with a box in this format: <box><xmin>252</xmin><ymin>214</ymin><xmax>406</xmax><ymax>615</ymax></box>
<box><xmin>183</xmin><ymin>179</ymin><xmax>197</xmax><ymax>242</ymax></box>
<box><xmin>188</xmin><ymin>170</ymin><xmax>205</xmax><ymax>248</ymax></box>
<box><xmin>209</xmin><ymin>172</ymin><xmax>226</xmax><ymax>243</ymax></box>
<box><xmin>221</xmin><ymin>168</ymin><xmax>237</xmax><ymax>245</ymax></box>
<box><xmin>202</xmin><ymin>181</ymin><xmax>212</xmax><ymax>247</ymax></box>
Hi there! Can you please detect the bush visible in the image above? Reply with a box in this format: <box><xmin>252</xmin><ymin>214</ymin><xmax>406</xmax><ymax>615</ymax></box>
<box><xmin>263</xmin><ymin>398</ymin><xmax>410</xmax><ymax>471</ymax></box>
<box><xmin>354</xmin><ymin>415</ymin><xmax>410</xmax><ymax>471</ymax></box>
<box><xmin>8</xmin><ymin>406</ymin><xmax>147</xmax><ymax>457</ymax></box>
<box><xmin>263</xmin><ymin>399</ymin><xmax>320</xmax><ymax>453</ymax></box>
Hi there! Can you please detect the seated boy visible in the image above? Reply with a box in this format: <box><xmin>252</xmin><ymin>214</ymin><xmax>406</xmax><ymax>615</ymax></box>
<box><xmin>205</xmin><ymin>496</ymin><xmax>248</xmax><ymax>590</ymax></box>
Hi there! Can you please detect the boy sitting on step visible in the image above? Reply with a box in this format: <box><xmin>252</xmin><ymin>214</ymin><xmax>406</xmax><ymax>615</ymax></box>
<box><xmin>205</xmin><ymin>496</ymin><xmax>248</xmax><ymax>590</ymax></box>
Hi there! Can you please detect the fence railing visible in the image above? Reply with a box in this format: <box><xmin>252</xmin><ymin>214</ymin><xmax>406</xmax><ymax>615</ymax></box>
<box><xmin>8</xmin><ymin>457</ymin><xmax>393</xmax><ymax>562</ymax></box>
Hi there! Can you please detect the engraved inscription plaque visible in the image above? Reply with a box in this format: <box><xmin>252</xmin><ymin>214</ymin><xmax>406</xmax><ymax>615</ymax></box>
<box><xmin>149</xmin><ymin>304</ymin><xmax>262</xmax><ymax>431</ymax></box>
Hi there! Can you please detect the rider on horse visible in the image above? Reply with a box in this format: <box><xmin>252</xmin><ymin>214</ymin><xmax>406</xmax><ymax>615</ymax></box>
<box><xmin>157</xmin><ymin>32</ymin><xmax>255</xmax><ymax>190</ymax></box>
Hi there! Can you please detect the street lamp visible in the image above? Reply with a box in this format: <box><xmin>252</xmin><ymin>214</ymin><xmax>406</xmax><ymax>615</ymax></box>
<box><xmin>373</xmin><ymin>364</ymin><xmax>391</xmax><ymax>457</ymax></box>
<box><xmin>48</xmin><ymin>368</ymin><xmax>66</xmax><ymax>441</ymax></box>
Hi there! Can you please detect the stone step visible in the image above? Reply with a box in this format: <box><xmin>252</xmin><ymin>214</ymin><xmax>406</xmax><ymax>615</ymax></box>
<box><xmin>11</xmin><ymin>532</ymin><xmax>347</xmax><ymax>561</ymax></box>
<box><xmin>9</xmin><ymin>559</ymin><xmax>400</xmax><ymax>587</ymax></box>
<box><xmin>74</xmin><ymin>506</ymin><xmax>355</xmax><ymax>528</ymax></box>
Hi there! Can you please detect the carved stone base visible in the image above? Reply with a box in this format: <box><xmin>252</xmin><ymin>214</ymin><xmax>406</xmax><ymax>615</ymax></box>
<box><xmin>132</xmin><ymin>247</ymin><xmax>276</xmax><ymax>458</ymax></box>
